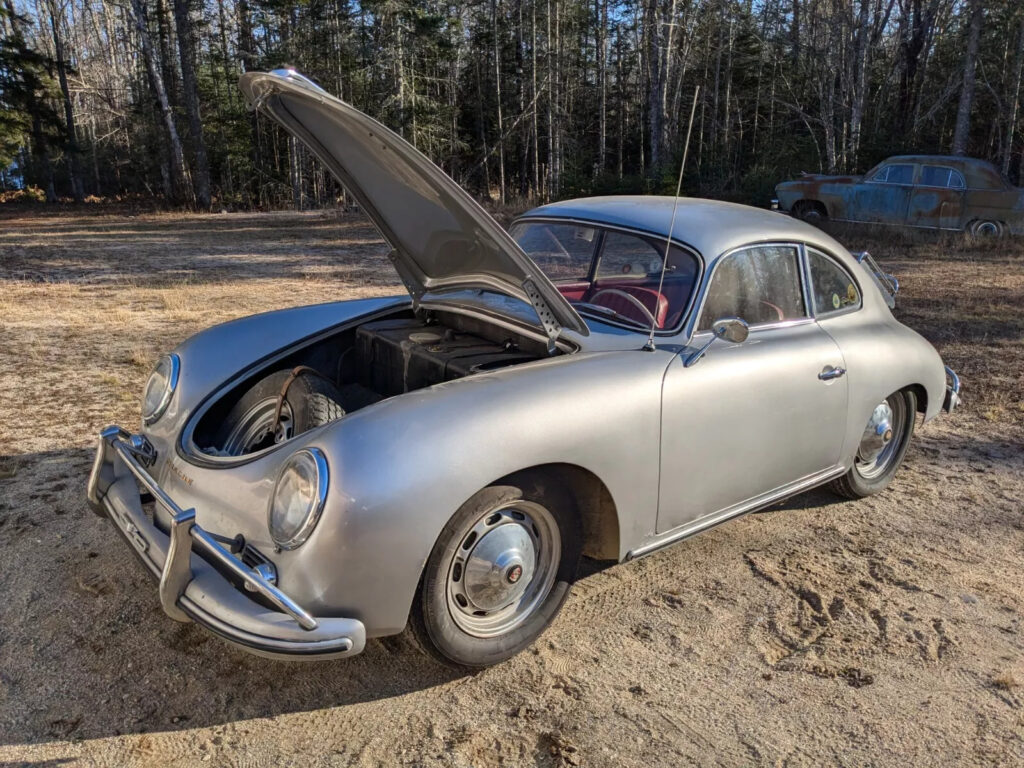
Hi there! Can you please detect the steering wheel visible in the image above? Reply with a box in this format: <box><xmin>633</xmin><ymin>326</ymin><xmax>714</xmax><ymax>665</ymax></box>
<box><xmin>589</xmin><ymin>288</ymin><xmax>657</xmax><ymax>326</ymax></box>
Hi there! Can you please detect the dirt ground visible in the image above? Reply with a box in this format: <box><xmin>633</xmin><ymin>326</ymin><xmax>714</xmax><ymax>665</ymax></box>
<box><xmin>0</xmin><ymin>209</ymin><xmax>1021</xmax><ymax>767</ymax></box>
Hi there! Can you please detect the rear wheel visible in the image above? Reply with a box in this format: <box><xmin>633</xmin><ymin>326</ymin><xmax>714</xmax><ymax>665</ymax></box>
<box><xmin>410</xmin><ymin>474</ymin><xmax>581</xmax><ymax>668</ymax></box>
<box><xmin>968</xmin><ymin>219</ymin><xmax>1004</xmax><ymax>239</ymax></box>
<box><xmin>830</xmin><ymin>390</ymin><xmax>916</xmax><ymax>499</ymax></box>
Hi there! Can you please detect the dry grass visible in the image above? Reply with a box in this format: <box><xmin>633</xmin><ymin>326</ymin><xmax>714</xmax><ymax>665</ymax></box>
<box><xmin>993</xmin><ymin>671</ymin><xmax>1020</xmax><ymax>691</ymax></box>
<box><xmin>0</xmin><ymin>209</ymin><xmax>1021</xmax><ymax>766</ymax></box>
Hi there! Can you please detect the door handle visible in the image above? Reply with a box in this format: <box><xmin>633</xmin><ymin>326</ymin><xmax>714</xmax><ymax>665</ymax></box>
<box><xmin>818</xmin><ymin>366</ymin><xmax>846</xmax><ymax>381</ymax></box>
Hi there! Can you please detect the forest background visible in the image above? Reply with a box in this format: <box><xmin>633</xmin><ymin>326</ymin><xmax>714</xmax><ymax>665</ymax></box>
<box><xmin>1</xmin><ymin>0</ymin><xmax>1022</xmax><ymax>211</ymax></box>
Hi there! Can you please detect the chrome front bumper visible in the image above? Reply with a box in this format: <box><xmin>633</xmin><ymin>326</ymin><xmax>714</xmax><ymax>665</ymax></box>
<box><xmin>943</xmin><ymin>366</ymin><xmax>961</xmax><ymax>413</ymax></box>
<box><xmin>86</xmin><ymin>425</ymin><xmax>365</xmax><ymax>659</ymax></box>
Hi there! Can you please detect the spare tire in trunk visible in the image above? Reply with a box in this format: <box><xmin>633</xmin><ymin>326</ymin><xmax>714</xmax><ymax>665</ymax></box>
<box><xmin>211</xmin><ymin>368</ymin><xmax>345</xmax><ymax>456</ymax></box>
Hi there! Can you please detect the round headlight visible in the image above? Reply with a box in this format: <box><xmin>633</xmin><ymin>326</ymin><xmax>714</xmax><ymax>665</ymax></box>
<box><xmin>268</xmin><ymin>448</ymin><xmax>328</xmax><ymax>550</ymax></box>
<box><xmin>142</xmin><ymin>354</ymin><xmax>179</xmax><ymax>425</ymax></box>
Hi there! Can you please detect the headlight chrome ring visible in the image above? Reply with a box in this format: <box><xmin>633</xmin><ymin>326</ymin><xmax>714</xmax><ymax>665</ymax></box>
<box><xmin>267</xmin><ymin>448</ymin><xmax>329</xmax><ymax>550</ymax></box>
<box><xmin>142</xmin><ymin>354</ymin><xmax>180</xmax><ymax>425</ymax></box>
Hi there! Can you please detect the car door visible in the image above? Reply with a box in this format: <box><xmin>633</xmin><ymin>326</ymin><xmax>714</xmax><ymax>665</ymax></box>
<box><xmin>853</xmin><ymin>162</ymin><xmax>916</xmax><ymax>224</ymax></box>
<box><xmin>908</xmin><ymin>165</ymin><xmax>966</xmax><ymax>230</ymax></box>
<box><xmin>656</xmin><ymin>244</ymin><xmax>849</xmax><ymax>534</ymax></box>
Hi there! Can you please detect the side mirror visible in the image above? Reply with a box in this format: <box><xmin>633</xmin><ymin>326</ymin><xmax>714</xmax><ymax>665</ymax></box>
<box><xmin>684</xmin><ymin>316</ymin><xmax>749</xmax><ymax>367</ymax></box>
<box><xmin>712</xmin><ymin>316</ymin><xmax>749</xmax><ymax>344</ymax></box>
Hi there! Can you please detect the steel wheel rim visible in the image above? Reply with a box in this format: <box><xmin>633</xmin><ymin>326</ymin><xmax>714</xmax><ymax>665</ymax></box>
<box><xmin>855</xmin><ymin>395</ymin><xmax>906</xmax><ymax>480</ymax></box>
<box><xmin>975</xmin><ymin>221</ymin><xmax>1000</xmax><ymax>237</ymax></box>
<box><xmin>446</xmin><ymin>501</ymin><xmax>561</xmax><ymax>638</ymax></box>
<box><xmin>222</xmin><ymin>398</ymin><xmax>293</xmax><ymax>456</ymax></box>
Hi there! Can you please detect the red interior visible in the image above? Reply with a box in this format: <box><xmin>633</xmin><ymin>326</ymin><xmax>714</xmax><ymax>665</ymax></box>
<box><xmin>557</xmin><ymin>279</ymin><xmax>677</xmax><ymax>328</ymax></box>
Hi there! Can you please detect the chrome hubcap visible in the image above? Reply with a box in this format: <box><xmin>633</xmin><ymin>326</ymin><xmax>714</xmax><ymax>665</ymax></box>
<box><xmin>857</xmin><ymin>401</ymin><xmax>893</xmax><ymax>464</ymax></box>
<box><xmin>446</xmin><ymin>502</ymin><xmax>560</xmax><ymax>638</ymax></box>
<box><xmin>855</xmin><ymin>396</ymin><xmax>906</xmax><ymax>479</ymax></box>
<box><xmin>976</xmin><ymin>221</ymin><xmax>999</xmax><ymax>237</ymax></box>
<box><xmin>221</xmin><ymin>398</ymin><xmax>293</xmax><ymax>456</ymax></box>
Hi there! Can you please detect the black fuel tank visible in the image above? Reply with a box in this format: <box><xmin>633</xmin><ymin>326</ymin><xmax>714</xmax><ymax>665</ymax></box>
<box><xmin>354</xmin><ymin>318</ymin><xmax>537</xmax><ymax>397</ymax></box>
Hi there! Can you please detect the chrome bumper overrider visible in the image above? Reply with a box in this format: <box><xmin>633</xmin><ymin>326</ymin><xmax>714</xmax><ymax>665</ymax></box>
<box><xmin>86</xmin><ymin>425</ymin><xmax>365</xmax><ymax>659</ymax></box>
<box><xmin>943</xmin><ymin>366</ymin><xmax>961</xmax><ymax>413</ymax></box>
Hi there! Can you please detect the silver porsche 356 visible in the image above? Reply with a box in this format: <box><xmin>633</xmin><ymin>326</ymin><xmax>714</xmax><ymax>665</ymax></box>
<box><xmin>86</xmin><ymin>70</ymin><xmax>961</xmax><ymax>668</ymax></box>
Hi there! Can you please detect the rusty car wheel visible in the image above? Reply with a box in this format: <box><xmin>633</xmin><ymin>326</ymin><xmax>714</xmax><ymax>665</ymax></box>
<box><xmin>410</xmin><ymin>473</ymin><xmax>581</xmax><ymax>668</ymax></box>
<box><xmin>793</xmin><ymin>200</ymin><xmax>827</xmax><ymax>224</ymax></box>
<box><xmin>968</xmin><ymin>219</ymin><xmax>1004</xmax><ymax>239</ymax></box>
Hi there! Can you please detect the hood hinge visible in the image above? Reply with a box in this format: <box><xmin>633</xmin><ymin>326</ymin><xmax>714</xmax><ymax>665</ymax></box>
<box><xmin>387</xmin><ymin>249</ymin><xmax>424</xmax><ymax>309</ymax></box>
<box><xmin>522</xmin><ymin>277</ymin><xmax>561</xmax><ymax>355</ymax></box>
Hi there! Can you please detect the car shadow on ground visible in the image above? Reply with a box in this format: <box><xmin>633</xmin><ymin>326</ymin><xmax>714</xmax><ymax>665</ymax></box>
<box><xmin>0</xmin><ymin>448</ymin><xmax>465</xmax><ymax>747</ymax></box>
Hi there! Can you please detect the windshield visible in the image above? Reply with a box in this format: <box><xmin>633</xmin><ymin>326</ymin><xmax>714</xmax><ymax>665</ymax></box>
<box><xmin>510</xmin><ymin>220</ymin><xmax>700</xmax><ymax>332</ymax></box>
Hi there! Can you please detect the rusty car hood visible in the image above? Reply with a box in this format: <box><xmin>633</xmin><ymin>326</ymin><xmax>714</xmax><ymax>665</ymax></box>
<box><xmin>779</xmin><ymin>173</ymin><xmax>860</xmax><ymax>186</ymax></box>
<box><xmin>239</xmin><ymin>69</ymin><xmax>587</xmax><ymax>342</ymax></box>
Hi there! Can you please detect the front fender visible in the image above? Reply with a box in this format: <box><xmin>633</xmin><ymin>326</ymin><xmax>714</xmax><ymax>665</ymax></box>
<box><xmin>275</xmin><ymin>348</ymin><xmax>672</xmax><ymax>637</ymax></box>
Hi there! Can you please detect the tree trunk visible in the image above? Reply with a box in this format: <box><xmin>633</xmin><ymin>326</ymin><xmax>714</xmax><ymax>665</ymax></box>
<box><xmin>646</xmin><ymin>0</ymin><xmax>663</xmax><ymax>179</ymax></box>
<box><xmin>952</xmin><ymin>0</ymin><xmax>983</xmax><ymax>156</ymax></box>
<box><xmin>130</xmin><ymin>0</ymin><xmax>189</xmax><ymax>204</ymax></box>
<box><xmin>1004</xmin><ymin>15</ymin><xmax>1024</xmax><ymax>177</ymax></box>
<box><xmin>47</xmin><ymin>0</ymin><xmax>84</xmax><ymax>202</ymax></box>
<box><xmin>492</xmin><ymin>0</ymin><xmax>506</xmax><ymax>205</ymax></box>
<box><xmin>531</xmin><ymin>0</ymin><xmax>540</xmax><ymax>198</ymax></box>
<box><xmin>596</xmin><ymin>0</ymin><xmax>606</xmax><ymax>175</ymax></box>
<box><xmin>172</xmin><ymin>0</ymin><xmax>211</xmax><ymax>209</ymax></box>
<box><xmin>848</xmin><ymin>0</ymin><xmax>871</xmax><ymax>168</ymax></box>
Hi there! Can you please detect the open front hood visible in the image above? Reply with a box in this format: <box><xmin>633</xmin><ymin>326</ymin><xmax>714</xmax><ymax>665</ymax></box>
<box><xmin>239</xmin><ymin>69</ymin><xmax>587</xmax><ymax>343</ymax></box>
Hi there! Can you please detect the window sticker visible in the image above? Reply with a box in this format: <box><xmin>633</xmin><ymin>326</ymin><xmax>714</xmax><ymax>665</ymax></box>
<box><xmin>832</xmin><ymin>292</ymin><xmax>841</xmax><ymax>309</ymax></box>
<box><xmin>847</xmin><ymin>284</ymin><xmax>857</xmax><ymax>303</ymax></box>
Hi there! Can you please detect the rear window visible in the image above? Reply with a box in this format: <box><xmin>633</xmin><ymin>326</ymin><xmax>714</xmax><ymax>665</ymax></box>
<box><xmin>920</xmin><ymin>166</ymin><xmax>966</xmax><ymax>189</ymax></box>
<box><xmin>512</xmin><ymin>220</ymin><xmax>700</xmax><ymax>331</ymax></box>
<box><xmin>509</xmin><ymin>222</ymin><xmax>596</xmax><ymax>281</ymax></box>
<box><xmin>596</xmin><ymin>231</ymin><xmax>665</xmax><ymax>278</ymax></box>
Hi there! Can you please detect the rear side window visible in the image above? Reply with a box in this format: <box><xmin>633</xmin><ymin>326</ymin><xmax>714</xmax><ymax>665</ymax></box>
<box><xmin>698</xmin><ymin>245</ymin><xmax>805</xmax><ymax>329</ymax></box>
<box><xmin>509</xmin><ymin>222</ymin><xmax>597</xmax><ymax>280</ymax></box>
<box><xmin>808</xmin><ymin>249</ymin><xmax>861</xmax><ymax>317</ymax></box>
<box><xmin>596</xmin><ymin>231</ymin><xmax>665</xmax><ymax>278</ymax></box>
<box><xmin>870</xmin><ymin>164</ymin><xmax>915</xmax><ymax>184</ymax></box>
<box><xmin>920</xmin><ymin>166</ymin><xmax>966</xmax><ymax>189</ymax></box>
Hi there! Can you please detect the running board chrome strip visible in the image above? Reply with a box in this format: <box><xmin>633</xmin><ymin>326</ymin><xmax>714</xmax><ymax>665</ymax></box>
<box><xmin>625</xmin><ymin>465</ymin><xmax>846</xmax><ymax>561</ymax></box>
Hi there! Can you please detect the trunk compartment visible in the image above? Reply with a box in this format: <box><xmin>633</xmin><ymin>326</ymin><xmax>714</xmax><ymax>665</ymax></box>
<box><xmin>190</xmin><ymin>307</ymin><xmax>554</xmax><ymax>457</ymax></box>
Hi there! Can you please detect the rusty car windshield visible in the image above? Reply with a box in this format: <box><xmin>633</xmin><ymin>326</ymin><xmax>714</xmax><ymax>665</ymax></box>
<box><xmin>510</xmin><ymin>221</ymin><xmax>701</xmax><ymax>333</ymax></box>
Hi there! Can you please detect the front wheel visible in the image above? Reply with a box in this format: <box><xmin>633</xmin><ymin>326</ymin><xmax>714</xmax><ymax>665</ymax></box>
<box><xmin>830</xmin><ymin>390</ymin><xmax>916</xmax><ymax>499</ymax></box>
<box><xmin>410</xmin><ymin>474</ymin><xmax>581</xmax><ymax>668</ymax></box>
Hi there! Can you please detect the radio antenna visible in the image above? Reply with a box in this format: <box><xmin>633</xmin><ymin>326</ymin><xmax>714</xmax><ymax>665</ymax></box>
<box><xmin>643</xmin><ymin>85</ymin><xmax>700</xmax><ymax>352</ymax></box>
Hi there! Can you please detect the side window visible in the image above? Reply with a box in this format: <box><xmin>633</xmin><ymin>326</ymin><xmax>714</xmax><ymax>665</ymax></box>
<box><xmin>596</xmin><ymin>231</ymin><xmax>665</xmax><ymax>278</ymax></box>
<box><xmin>808</xmin><ymin>249</ymin><xmax>861</xmax><ymax>317</ymax></box>
<box><xmin>870</xmin><ymin>164</ymin><xmax>915</xmax><ymax>185</ymax></box>
<box><xmin>698</xmin><ymin>245</ymin><xmax>805</xmax><ymax>330</ymax></box>
<box><xmin>920</xmin><ymin>166</ymin><xmax>966</xmax><ymax>189</ymax></box>
<box><xmin>509</xmin><ymin>222</ymin><xmax>597</xmax><ymax>281</ymax></box>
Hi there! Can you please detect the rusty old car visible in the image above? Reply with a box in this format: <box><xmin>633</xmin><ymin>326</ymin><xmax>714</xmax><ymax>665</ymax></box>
<box><xmin>87</xmin><ymin>70</ymin><xmax>961</xmax><ymax>669</ymax></box>
<box><xmin>773</xmin><ymin>154</ymin><xmax>1024</xmax><ymax>237</ymax></box>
